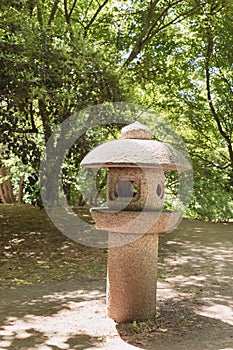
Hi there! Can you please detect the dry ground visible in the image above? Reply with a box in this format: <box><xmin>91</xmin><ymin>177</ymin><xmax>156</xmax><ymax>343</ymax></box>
<box><xmin>0</xmin><ymin>204</ymin><xmax>233</xmax><ymax>350</ymax></box>
<box><xmin>0</xmin><ymin>205</ymin><xmax>107</xmax><ymax>289</ymax></box>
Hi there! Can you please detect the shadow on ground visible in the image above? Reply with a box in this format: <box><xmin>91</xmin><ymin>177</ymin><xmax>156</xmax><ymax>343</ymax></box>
<box><xmin>117</xmin><ymin>219</ymin><xmax>233</xmax><ymax>350</ymax></box>
<box><xmin>0</xmin><ymin>278</ymin><xmax>114</xmax><ymax>350</ymax></box>
<box><xmin>0</xmin><ymin>215</ymin><xmax>232</xmax><ymax>350</ymax></box>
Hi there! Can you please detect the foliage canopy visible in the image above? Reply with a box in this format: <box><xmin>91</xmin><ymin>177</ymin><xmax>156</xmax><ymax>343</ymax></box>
<box><xmin>0</xmin><ymin>0</ymin><xmax>232</xmax><ymax>220</ymax></box>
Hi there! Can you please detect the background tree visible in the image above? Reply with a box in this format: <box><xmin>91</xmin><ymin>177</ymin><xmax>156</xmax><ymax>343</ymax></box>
<box><xmin>0</xmin><ymin>0</ymin><xmax>232</xmax><ymax>220</ymax></box>
<box><xmin>0</xmin><ymin>0</ymin><xmax>123</xmax><ymax>204</ymax></box>
<box><xmin>119</xmin><ymin>0</ymin><xmax>233</xmax><ymax>220</ymax></box>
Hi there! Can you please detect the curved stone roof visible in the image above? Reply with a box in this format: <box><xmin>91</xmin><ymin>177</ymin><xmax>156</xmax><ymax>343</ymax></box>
<box><xmin>81</xmin><ymin>122</ymin><xmax>191</xmax><ymax>171</ymax></box>
<box><xmin>81</xmin><ymin>139</ymin><xmax>191</xmax><ymax>171</ymax></box>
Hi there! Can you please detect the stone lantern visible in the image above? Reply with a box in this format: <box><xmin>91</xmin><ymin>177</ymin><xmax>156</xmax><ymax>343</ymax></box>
<box><xmin>81</xmin><ymin>122</ymin><xmax>191</xmax><ymax>324</ymax></box>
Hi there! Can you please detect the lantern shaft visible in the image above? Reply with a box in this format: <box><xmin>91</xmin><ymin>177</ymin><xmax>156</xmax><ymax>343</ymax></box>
<box><xmin>107</xmin><ymin>232</ymin><xmax>158</xmax><ymax>323</ymax></box>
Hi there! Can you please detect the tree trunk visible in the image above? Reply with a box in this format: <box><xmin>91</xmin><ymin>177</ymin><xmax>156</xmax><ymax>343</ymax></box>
<box><xmin>0</xmin><ymin>185</ymin><xmax>8</xmax><ymax>204</ymax></box>
<box><xmin>0</xmin><ymin>166</ymin><xmax>16</xmax><ymax>204</ymax></box>
<box><xmin>18</xmin><ymin>175</ymin><xmax>25</xmax><ymax>203</ymax></box>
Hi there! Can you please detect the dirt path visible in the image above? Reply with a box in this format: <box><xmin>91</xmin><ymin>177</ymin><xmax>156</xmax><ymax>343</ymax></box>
<box><xmin>0</xmin><ymin>208</ymin><xmax>233</xmax><ymax>349</ymax></box>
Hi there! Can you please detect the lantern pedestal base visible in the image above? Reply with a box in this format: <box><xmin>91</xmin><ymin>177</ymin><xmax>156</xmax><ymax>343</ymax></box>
<box><xmin>91</xmin><ymin>209</ymin><xmax>181</xmax><ymax>324</ymax></box>
<box><xmin>107</xmin><ymin>232</ymin><xmax>158</xmax><ymax>323</ymax></box>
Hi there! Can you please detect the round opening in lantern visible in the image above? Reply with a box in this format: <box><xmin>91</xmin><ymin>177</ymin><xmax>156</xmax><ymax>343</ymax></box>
<box><xmin>156</xmin><ymin>183</ymin><xmax>164</xmax><ymax>198</ymax></box>
<box><xmin>115</xmin><ymin>180</ymin><xmax>139</xmax><ymax>199</ymax></box>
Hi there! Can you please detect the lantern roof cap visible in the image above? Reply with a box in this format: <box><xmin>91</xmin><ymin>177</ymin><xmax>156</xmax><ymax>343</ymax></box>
<box><xmin>81</xmin><ymin>122</ymin><xmax>191</xmax><ymax>171</ymax></box>
<box><xmin>121</xmin><ymin>121</ymin><xmax>152</xmax><ymax>140</ymax></box>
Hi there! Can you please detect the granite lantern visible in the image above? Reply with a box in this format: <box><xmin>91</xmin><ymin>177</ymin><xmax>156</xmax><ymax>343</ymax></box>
<box><xmin>81</xmin><ymin>122</ymin><xmax>191</xmax><ymax>323</ymax></box>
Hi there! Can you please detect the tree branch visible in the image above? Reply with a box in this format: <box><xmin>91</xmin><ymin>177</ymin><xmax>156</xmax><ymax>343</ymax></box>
<box><xmin>69</xmin><ymin>0</ymin><xmax>78</xmax><ymax>19</ymax></box>
<box><xmin>48</xmin><ymin>0</ymin><xmax>60</xmax><ymax>26</ymax></box>
<box><xmin>83</xmin><ymin>0</ymin><xmax>109</xmax><ymax>38</ymax></box>
<box><xmin>217</xmin><ymin>65</ymin><xmax>233</xmax><ymax>95</ymax></box>
<box><xmin>145</xmin><ymin>0</ymin><xmax>183</xmax><ymax>40</ymax></box>
<box><xmin>145</xmin><ymin>3</ymin><xmax>198</xmax><ymax>45</ymax></box>
<box><xmin>205</xmin><ymin>30</ymin><xmax>228</xmax><ymax>141</ymax></box>
<box><xmin>38</xmin><ymin>99</ymin><xmax>52</xmax><ymax>142</ymax></box>
<box><xmin>63</xmin><ymin>0</ymin><xmax>78</xmax><ymax>25</ymax></box>
<box><xmin>29</xmin><ymin>102</ymin><xmax>38</xmax><ymax>133</ymax></box>
<box><xmin>83</xmin><ymin>0</ymin><xmax>94</xmax><ymax>21</ymax></box>
<box><xmin>193</xmin><ymin>152</ymin><xmax>231</xmax><ymax>170</ymax></box>
<box><xmin>122</xmin><ymin>0</ymin><xmax>162</xmax><ymax>68</ymax></box>
<box><xmin>64</xmin><ymin>0</ymin><xmax>70</xmax><ymax>24</ymax></box>
<box><xmin>37</xmin><ymin>2</ymin><xmax>43</xmax><ymax>26</ymax></box>
<box><xmin>122</xmin><ymin>0</ymin><xmax>195</xmax><ymax>68</ymax></box>
<box><xmin>205</xmin><ymin>25</ymin><xmax>233</xmax><ymax>169</ymax></box>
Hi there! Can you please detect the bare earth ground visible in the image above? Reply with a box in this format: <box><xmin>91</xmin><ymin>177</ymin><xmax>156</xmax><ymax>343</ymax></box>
<box><xmin>0</xmin><ymin>205</ymin><xmax>233</xmax><ymax>350</ymax></box>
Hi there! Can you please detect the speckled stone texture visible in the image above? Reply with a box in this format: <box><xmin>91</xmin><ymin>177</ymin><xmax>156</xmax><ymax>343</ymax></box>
<box><xmin>80</xmin><ymin>121</ymin><xmax>192</xmax><ymax>172</ymax></box>
<box><xmin>107</xmin><ymin>232</ymin><xmax>158</xmax><ymax>323</ymax></box>
<box><xmin>91</xmin><ymin>209</ymin><xmax>181</xmax><ymax>323</ymax></box>
<box><xmin>80</xmin><ymin>139</ymin><xmax>191</xmax><ymax>171</ymax></box>
<box><xmin>90</xmin><ymin>209</ymin><xmax>181</xmax><ymax>235</ymax></box>
<box><xmin>81</xmin><ymin>122</ymin><xmax>186</xmax><ymax>324</ymax></box>
<box><xmin>107</xmin><ymin>167</ymin><xmax>165</xmax><ymax>211</ymax></box>
<box><xmin>120</xmin><ymin>121</ymin><xmax>152</xmax><ymax>140</ymax></box>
